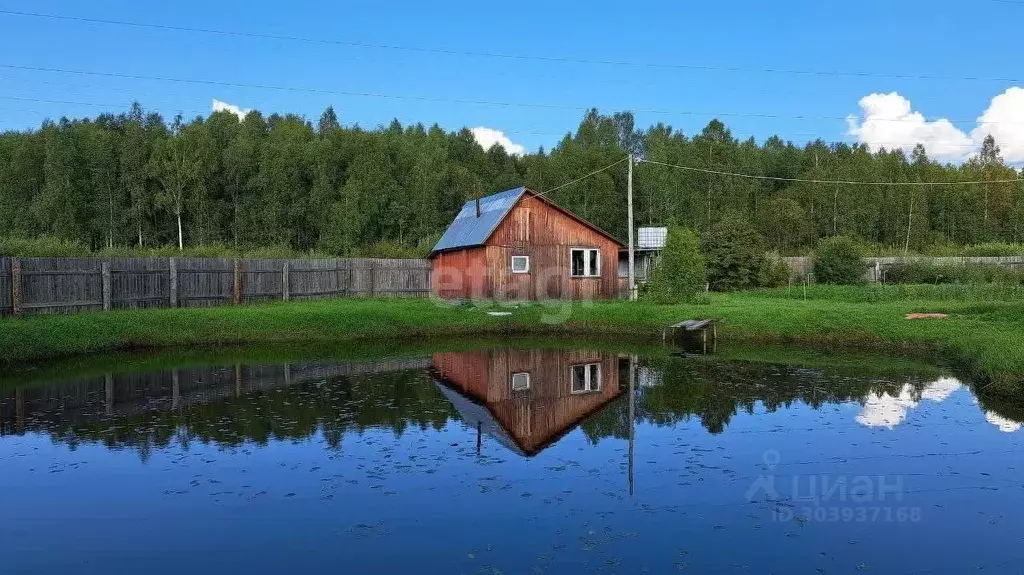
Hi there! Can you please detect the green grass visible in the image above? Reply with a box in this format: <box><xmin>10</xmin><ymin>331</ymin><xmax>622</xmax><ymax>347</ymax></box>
<box><xmin>1</xmin><ymin>290</ymin><xmax>1022</xmax><ymax>394</ymax></box>
<box><xmin>752</xmin><ymin>283</ymin><xmax>1024</xmax><ymax>303</ymax></box>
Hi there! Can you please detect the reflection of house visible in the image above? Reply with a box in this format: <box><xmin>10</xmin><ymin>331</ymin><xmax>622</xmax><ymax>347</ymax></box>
<box><xmin>430</xmin><ymin>348</ymin><xmax>624</xmax><ymax>456</ymax></box>
<box><xmin>618</xmin><ymin>227</ymin><xmax>666</xmax><ymax>283</ymax></box>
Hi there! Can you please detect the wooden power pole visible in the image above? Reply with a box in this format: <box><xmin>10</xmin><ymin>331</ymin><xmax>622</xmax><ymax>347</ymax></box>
<box><xmin>627</xmin><ymin>154</ymin><xmax>637</xmax><ymax>301</ymax></box>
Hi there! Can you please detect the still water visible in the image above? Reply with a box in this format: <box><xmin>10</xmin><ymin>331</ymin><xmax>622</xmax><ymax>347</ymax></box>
<box><xmin>2</xmin><ymin>344</ymin><xmax>1023</xmax><ymax>574</ymax></box>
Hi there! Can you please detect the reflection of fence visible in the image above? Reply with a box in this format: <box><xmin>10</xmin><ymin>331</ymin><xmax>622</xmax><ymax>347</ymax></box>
<box><xmin>0</xmin><ymin>357</ymin><xmax>432</xmax><ymax>435</ymax></box>
<box><xmin>0</xmin><ymin>256</ymin><xmax>431</xmax><ymax>316</ymax></box>
<box><xmin>784</xmin><ymin>256</ymin><xmax>1024</xmax><ymax>283</ymax></box>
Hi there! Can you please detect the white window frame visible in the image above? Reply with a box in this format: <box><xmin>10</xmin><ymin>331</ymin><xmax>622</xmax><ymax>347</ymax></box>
<box><xmin>570</xmin><ymin>363</ymin><xmax>602</xmax><ymax>394</ymax></box>
<box><xmin>511</xmin><ymin>372</ymin><xmax>531</xmax><ymax>391</ymax></box>
<box><xmin>511</xmin><ymin>255</ymin><xmax>530</xmax><ymax>274</ymax></box>
<box><xmin>570</xmin><ymin>248</ymin><xmax>601</xmax><ymax>278</ymax></box>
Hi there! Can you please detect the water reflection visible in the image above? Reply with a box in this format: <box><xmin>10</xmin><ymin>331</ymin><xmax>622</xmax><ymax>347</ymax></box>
<box><xmin>2</xmin><ymin>349</ymin><xmax>1022</xmax><ymax>453</ymax></box>
<box><xmin>430</xmin><ymin>349</ymin><xmax>624</xmax><ymax>456</ymax></box>
<box><xmin>2</xmin><ymin>346</ymin><xmax>1024</xmax><ymax>574</ymax></box>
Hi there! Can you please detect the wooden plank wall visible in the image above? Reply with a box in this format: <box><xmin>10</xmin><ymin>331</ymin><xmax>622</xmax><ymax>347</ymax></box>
<box><xmin>0</xmin><ymin>257</ymin><xmax>11</xmax><ymax>316</ymax></box>
<box><xmin>2</xmin><ymin>256</ymin><xmax>431</xmax><ymax>316</ymax></box>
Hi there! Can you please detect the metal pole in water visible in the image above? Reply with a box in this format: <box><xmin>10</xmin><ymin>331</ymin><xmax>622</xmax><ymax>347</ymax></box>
<box><xmin>628</xmin><ymin>354</ymin><xmax>636</xmax><ymax>495</ymax></box>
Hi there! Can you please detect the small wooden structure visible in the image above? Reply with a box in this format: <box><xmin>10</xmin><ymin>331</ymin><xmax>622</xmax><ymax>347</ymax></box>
<box><xmin>429</xmin><ymin>187</ymin><xmax>625</xmax><ymax>300</ymax></box>
<box><xmin>664</xmin><ymin>319</ymin><xmax>719</xmax><ymax>354</ymax></box>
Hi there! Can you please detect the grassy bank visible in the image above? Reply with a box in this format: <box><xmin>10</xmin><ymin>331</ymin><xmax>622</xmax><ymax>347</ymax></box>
<box><xmin>1</xmin><ymin>291</ymin><xmax>1021</xmax><ymax>391</ymax></box>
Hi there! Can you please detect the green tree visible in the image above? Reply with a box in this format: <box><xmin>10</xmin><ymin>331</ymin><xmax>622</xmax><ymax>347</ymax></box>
<box><xmin>647</xmin><ymin>226</ymin><xmax>706</xmax><ymax>303</ymax></box>
<box><xmin>814</xmin><ymin>236</ymin><xmax>865</xmax><ymax>284</ymax></box>
<box><xmin>757</xmin><ymin>196</ymin><xmax>809</xmax><ymax>252</ymax></box>
<box><xmin>701</xmin><ymin>215</ymin><xmax>766</xmax><ymax>291</ymax></box>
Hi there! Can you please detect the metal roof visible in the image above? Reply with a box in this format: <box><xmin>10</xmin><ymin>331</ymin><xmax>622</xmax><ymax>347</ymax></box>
<box><xmin>431</xmin><ymin>187</ymin><xmax>527</xmax><ymax>254</ymax></box>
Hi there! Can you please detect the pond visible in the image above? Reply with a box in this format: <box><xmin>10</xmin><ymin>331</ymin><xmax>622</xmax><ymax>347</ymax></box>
<box><xmin>1</xmin><ymin>342</ymin><xmax>1022</xmax><ymax>574</ymax></box>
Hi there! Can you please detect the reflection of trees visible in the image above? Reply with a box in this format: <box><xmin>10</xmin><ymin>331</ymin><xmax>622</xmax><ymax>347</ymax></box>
<box><xmin>36</xmin><ymin>370</ymin><xmax>455</xmax><ymax>457</ymax></box>
<box><xmin>6</xmin><ymin>354</ymin><xmax>1022</xmax><ymax>461</ymax></box>
<box><xmin>581</xmin><ymin>357</ymin><xmax>922</xmax><ymax>439</ymax></box>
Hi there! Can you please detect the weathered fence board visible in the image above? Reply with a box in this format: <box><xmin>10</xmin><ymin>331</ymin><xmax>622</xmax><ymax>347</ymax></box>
<box><xmin>0</xmin><ymin>256</ymin><xmax>431</xmax><ymax>316</ymax></box>
<box><xmin>0</xmin><ymin>257</ymin><xmax>11</xmax><ymax>317</ymax></box>
<box><xmin>242</xmin><ymin>258</ymin><xmax>286</xmax><ymax>303</ymax></box>
<box><xmin>177</xmin><ymin>257</ymin><xmax>235</xmax><ymax>308</ymax></box>
<box><xmin>20</xmin><ymin>258</ymin><xmax>103</xmax><ymax>315</ymax></box>
<box><xmin>109</xmin><ymin>257</ymin><xmax>171</xmax><ymax>310</ymax></box>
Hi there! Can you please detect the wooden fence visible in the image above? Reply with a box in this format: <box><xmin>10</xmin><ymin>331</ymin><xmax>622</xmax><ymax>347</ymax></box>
<box><xmin>0</xmin><ymin>256</ymin><xmax>432</xmax><ymax>316</ymax></box>
<box><xmin>783</xmin><ymin>255</ymin><xmax>1024</xmax><ymax>283</ymax></box>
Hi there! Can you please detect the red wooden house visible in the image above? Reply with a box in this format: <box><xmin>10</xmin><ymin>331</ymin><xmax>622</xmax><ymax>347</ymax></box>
<box><xmin>429</xmin><ymin>187</ymin><xmax>625</xmax><ymax>300</ymax></box>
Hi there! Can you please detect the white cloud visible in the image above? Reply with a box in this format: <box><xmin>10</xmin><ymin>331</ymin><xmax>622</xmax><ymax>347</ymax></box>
<box><xmin>846</xmin><ymin>92</ymin><xmax>973</xmax><ymax>163</ymax></box>
<box><xmin>971</xmin><ymin>87</ymin><xmax>1024</xmax><ymax>164</ymax></box>
<box><xmin>212</xmin><ymin>99</ymin><xmax>252</xmax><ymax>121</ymax></box>
<box><xmin>470</xmin><ymin>127</ymin><xmax>525</xmax><ymax>156</ymax></box>
<box><xmin>847</xmin><ymin>88</ymin><xmax>1024</xmax><ymax>164</ymax></box>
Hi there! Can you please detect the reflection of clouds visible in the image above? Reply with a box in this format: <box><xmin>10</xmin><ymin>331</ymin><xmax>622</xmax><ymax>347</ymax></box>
<box><xmin>856</xmin><ymin>377</ymin><xmax>964</xmax><ymax>429</ymax></box>
<box><xmin>985</xmin><ymin>411</ymin><xmax>1023</xmax><ymax>433</ymax></box>
<box><xmin>919</xmin><ymin>377</ymin><xmax>962</xmax><ymax>402</ymax></box>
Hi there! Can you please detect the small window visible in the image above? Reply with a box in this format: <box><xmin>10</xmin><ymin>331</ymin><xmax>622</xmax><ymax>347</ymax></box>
<box><xmin>511</xmin><ymin>372</ymin><xmax>530</xmax><ymax>391</ymax></box>
<box><xmin>570</xmin><ymin>363</ymin><xmax>602</xmax><ymax>393</ymax></box>
<box><xmin>511</xmin><ymin>255</ymin><xmax>530</xmax><ymax>274</ymax></box>
<box><xmin>570</xmin><ymin>248</ymin><xmax>601</xmax><ymax>278</ymax></box>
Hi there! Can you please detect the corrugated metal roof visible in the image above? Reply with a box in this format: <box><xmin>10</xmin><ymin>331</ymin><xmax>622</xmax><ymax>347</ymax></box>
<box><xmin>431</xmin><ymin>187</ymin><xmax>527</xmax><ymax>254</ymax></box>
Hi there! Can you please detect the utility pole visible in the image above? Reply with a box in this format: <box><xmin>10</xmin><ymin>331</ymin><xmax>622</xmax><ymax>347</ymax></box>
<box><xmin>627</xmin><ymin>154</ymin><xmax>637</xmax><ymax>301</ymax></box>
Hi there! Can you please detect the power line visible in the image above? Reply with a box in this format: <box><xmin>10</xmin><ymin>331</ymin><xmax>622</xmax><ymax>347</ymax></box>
<box><xmin>637</xmin><ymin>157</ymin><xmax>1023</xmax><ymax>185</ymax></box>
<box><xmin>2</xmin><ymin>63</ymin><xmax>1019</xmax><ymax>127</ymax></box>
<box><xmin>536</xmin><ymin>157</ymin><xmax>629</xmax><ymax>198</ymax></box>
<box><xmin>0</xmin><ymin>8</ymin><xmax>1019</xmax><ymax>83</ymax></box>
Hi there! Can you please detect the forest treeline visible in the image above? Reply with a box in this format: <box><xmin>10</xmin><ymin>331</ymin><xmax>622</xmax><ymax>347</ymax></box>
<box><xmin>1</xmin><ymin>103</ymin><xmax>1022</xmax><ymax>256</ymax></box>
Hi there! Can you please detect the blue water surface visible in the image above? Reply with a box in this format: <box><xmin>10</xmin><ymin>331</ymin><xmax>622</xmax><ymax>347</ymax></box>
<box><xmin>1</xmin><ymin>347</ymin><xmax>1022</xmax><ymax>574</ymax></box>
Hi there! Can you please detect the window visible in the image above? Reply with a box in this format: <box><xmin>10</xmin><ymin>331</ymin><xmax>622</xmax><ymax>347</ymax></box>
<box><xmin>570</xmin><ymin>248</ymin><xmax>601</xmax><ymax>278</ymax></box>
<box><xmin>511</xmin><ymin>255</ymin><xmax>530</xmax><ymax>274</ymax></box>
<box><xmin>570</xmin><ymin>363</ymin><xmax>602</xmax><ymax>393</ymax></box>
<box><xmin>511</xmin><ymin>372</ymin><xmax>531</xmax><ymax>391</ymax></box>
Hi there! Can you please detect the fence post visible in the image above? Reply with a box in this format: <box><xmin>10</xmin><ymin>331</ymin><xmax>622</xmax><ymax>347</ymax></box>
<box><xmin>233</xmin><ymin>259</ymin><xmax>242</xmax><ymax>305</ymax></box>
<box><xmin>11</xmin><ymin>257</ymin><xmax>21</xmax><ymax>316</ymax></box>
<box><xmin>370</xmin><ymin>260</ymin><xmax>377</xmax><ymax>297</ymax></box>
<box><xmin>169</xmin><ymin>258</ymin><xmax>178</xmax><ymax>308</ymax></box>
<box><xmin>101</xmin><ymin>261</ymin><xmax>112</xmax><ymax>311</ymax></box>
<box><xmin>282</xmin><ymin>261</ymin><xmax>290</xmax><ymax>301</ymax></box>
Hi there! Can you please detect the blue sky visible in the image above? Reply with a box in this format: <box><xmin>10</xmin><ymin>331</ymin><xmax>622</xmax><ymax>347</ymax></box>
<box><xmin>1</xmin><ymin>0</ymin><xmax>1023</xmax><ymax>161</ymax></box>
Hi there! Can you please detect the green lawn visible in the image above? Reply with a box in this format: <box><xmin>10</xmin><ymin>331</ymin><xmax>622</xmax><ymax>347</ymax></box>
<box><xmin>1</xmin><ymin>291</ymin><xmax>1022</xmax><ymax>393</ymax></box>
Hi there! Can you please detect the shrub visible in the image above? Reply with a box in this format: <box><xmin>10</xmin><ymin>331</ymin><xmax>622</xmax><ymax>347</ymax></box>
<box><xmin>647</xmin><ymin>226</ymin><xmax>707</xmax><ymax>304</ymax></box>
<box><xmin>814</xmin><ymin>236</ymin><xmax>865</xmax><ymax>284</ymax></box>
<box><xmin>758</xmin><ymin>251</ymin><xmax>792</xmax><ymax>288</ymax></box>
<box><xmin>701</xmin><ymin>215</ymin><xmax>766</xmax><ymax>291</ymax></box>
<box><xmin>885</xmin><ymin>261</ymin><xmax>1024</xmax><ymax>285</ymax></box>
<box><xmin>0</xmin><ymin>236</ymin><xmax>91</xmax><ymax>257</ymax></box>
